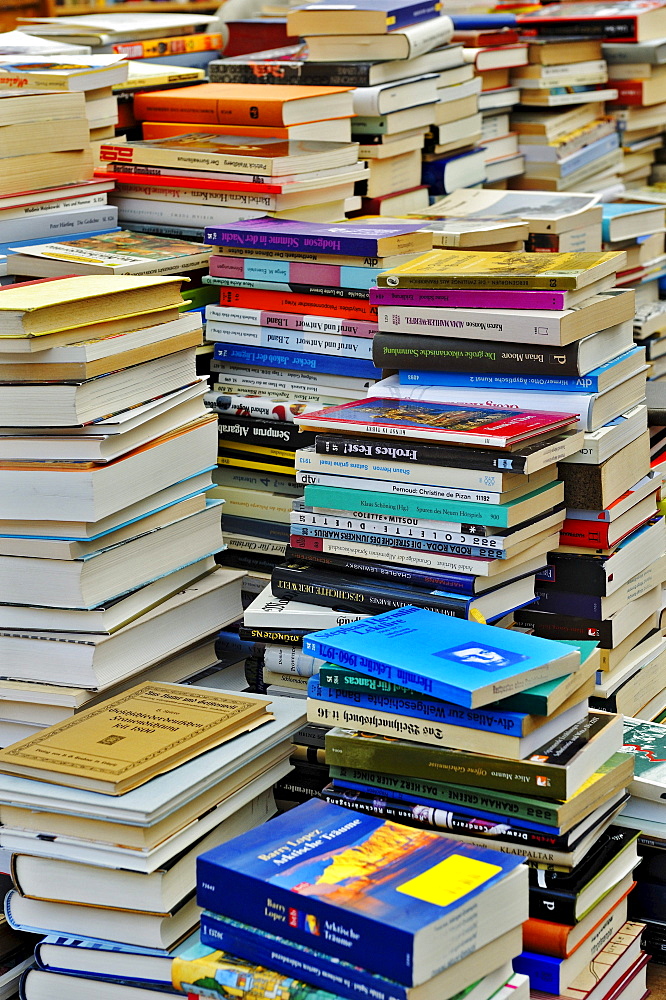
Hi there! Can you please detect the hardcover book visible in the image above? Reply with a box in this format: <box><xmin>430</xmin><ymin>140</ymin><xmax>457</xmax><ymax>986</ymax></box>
<box><xmin>302</xmin><ymin>605</ymin><xmax>579</xmax><ymax>708</ymax></box>
<box><xmin>296</xmin><ymin>397</ymin><xmax>577</xmax><ymax>447</ymax></box>
<box><xmin>196</xmin><ymin>797</ymin><xmax>527</xmax><ymax>986</ymax></box>
<box><xmin>0</xmin><ymin>682</ymin><xmax>272</xmax><ymax>794</ymax></box>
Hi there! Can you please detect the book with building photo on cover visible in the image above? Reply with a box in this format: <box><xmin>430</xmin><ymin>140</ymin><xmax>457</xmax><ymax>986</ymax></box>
<box><xmin>296</xmin><ymin>397</ymin><xmax>578</xmax><ymax>447</ymax></box>
<box><xmin>302</xmin><ymin>606</ymin><xmax>580</xmax><ymax>708</ymax></box>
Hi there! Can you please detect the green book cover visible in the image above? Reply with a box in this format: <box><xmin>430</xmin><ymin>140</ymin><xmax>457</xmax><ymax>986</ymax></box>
<box><xmin>303</xmin><ymin>480</ymin><xmax>561</xmax><ymax>528</ymax></box>
<box><xmin>622</xmin><ymin>717</ymin><xmax>666</xmax><ymax>794</ymax></box>
<box><xmin>492</xmin><ymin>641</ymin><xmax>599</xmax><ymax>715</ymax></box>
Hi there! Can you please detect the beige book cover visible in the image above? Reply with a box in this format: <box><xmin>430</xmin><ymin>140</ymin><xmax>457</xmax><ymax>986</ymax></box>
<box><xmin>0</xmin><ymin>683</ymin><xmax>273</xmax><ymax>795</ymax></box>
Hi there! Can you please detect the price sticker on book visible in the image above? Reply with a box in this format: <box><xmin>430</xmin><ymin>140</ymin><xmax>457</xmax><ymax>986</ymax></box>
<box><xmin>396</xmin><ymin>854</ymin><xmax>502</xmax><ymax>907</ymax></box>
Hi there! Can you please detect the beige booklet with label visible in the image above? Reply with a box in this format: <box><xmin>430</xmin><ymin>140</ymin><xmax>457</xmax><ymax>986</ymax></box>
<box><xmin>0</xmin><ymin>682</ymin><xmax>273</xmax><ymax>794</ymax></box>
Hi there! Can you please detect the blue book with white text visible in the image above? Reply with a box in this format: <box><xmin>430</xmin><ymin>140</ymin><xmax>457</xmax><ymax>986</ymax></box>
<box><xmin>303</xmin><ymin>606</ymin><xmax>580</xmax><ymax>708</ymax></box>
<box><xmin>213</xmin><ymin>341</ymin><xmax>380</xmax><ymax>378</ymax></box>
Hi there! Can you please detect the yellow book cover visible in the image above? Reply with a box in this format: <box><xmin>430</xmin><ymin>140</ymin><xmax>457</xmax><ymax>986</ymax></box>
<box><xmin>0</xmin><ymin>683</ymin><xmax>273</xmax><ymax>795</ymax></box>
<box><xmin>0</xmin><ymin>274</ymin><xmax>184</xmax><ymax>337</ymax></box>
<box><xmin>376</xmin><ymin>249</ymin><xmax>625</xmax><ymax>290</ymax></box>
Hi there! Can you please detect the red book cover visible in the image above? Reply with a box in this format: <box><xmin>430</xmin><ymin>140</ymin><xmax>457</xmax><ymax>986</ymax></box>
<box><xmin>224</xmin><ymin>18</ymin><xmax>299</xmax><ymax>57</ymax></box>
<box><xmin>97</xmin><ymin>168</ymin><xmax>284</xmax><ymax>194</ymax></box>
<box><xmin>610</xmin><ymin>80</ymin><xmax>647</xmax><ymax>105</ymax></box>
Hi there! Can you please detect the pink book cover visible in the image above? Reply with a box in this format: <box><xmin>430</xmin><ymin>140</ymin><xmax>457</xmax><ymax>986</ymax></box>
<box><xmin>369</xmin><ymin>287</ymin><xmax>572</xmax><ymax>309</ymax></box>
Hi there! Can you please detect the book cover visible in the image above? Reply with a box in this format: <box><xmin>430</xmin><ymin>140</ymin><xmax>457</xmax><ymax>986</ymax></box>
<box><xmin>369</xmin><ymin>286</ymin><xmax>584</xmax><ymax>309</ymax></box>
<box><xmin>517</xmin><ymin>2</ymin><xmax>666</xmax><ymax>40</ymax></box>
<box><xmin>9</xmin><ymin>230</ymin><xmax>209</xmax><ymax>271</ymax></box>
<box><xmin>302</xmin><ymin>606</ymin><xmax>579</xmax><ymax>708</ymax></box>
<box><xmin>621</xmin><ymin>717</ymin><xmax>666</xmax><ymax>797</ymax></box>
<box><xmin>376</xmin><ymin>250</ymin><xmax>624</xmax><ymax>291</ymax></box>
<box><xmin>287</xmin><ymin>0</ymin><xmax>444</xmax><ymax>34</ymax></box>
<box><xmin>204</xmin><ymin>218</ymin><xmax>430</xmax><ymax>256</ymax></box>
<box><xmin>215</xmin><ymin>286</ymin><xmax>378</xmax><ymax>321</ymax></box>
<box><xmin>295</xmin><ymin>397</ymin><xmax>577</xmax><ymax>448</ymax></box>
<box><xmin>0</xmin><ymin>682</ymin><xmax>272</xmax><ymax>795</ymax></box>
<box><xmin>213</xmin><ymin>343</ymin><xmax>380</xmax><ymax>379</ymax></box>
<box><xmin>0</xmin><ymin>55</ymin><xmax>127</xmax><ymax>90</ymax></box>
<box><xmin>196</xmin><ymin>797</ymin><xmax>526</xmax><ymax>986</ymax></box>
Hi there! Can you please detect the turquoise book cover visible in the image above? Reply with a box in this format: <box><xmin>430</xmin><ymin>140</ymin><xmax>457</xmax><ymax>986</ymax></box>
<box><xmin>303</xmin><ymin>606</ymin><xmax>579</xmax><ymax>708</ymax></box>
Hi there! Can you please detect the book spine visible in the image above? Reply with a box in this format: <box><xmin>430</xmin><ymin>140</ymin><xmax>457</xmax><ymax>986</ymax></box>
<box><xmin>370</xmin><ymin>287</ymin><xmax>569</xmax><ymax>309</ymax></box>
<box><xmin>195</xmin><ymin>866</ymin><xmax>416</xmax><ymax>985</ymax></box>
<box><xmin>399</xmin><ymin>370</ymin><xmax>599</xmax><ymax>392</ymax></box>
<box><xmin>320</xmin><ymin>666</ymin><xmax>429</xmax><ymax>698</ymax></box>
<box><xmin>515</xmin><ymin>609</ymin><xmax>612</xmax><ymax>646</ymax></box>
<box><xmin>524</xmin><ymin>17</ymin><xmax>637</xmax><ymax>40</ymax></box>
<box><xmin>309</xmin><ymin>679</ymin><xmax>531</xmax><ymax>737</ymax></box>
<box><xmin>208</xmin><ymin>323</ymin><xmax>374</xmax><ymax>359</ymax></box>
<box><xmin>324</xmin><ymin>733</ymin><xmax>568</xmax><ymax>799</ymax></box>
<box><xmin>205</xmin><ymin>392</ymin><xmax>318</xmax><ymax>422</ymax></box>
<box><xmin>288</xmin><ymin>525</ymin><xmax>506</xmax><ymax>558</ymax></box>
<box><xmin>212</xmin><ymin>344</ymin><xmax>380</xmax><ymax>378</ymax></box>
<box><xmin>295</xmin><ymin>453</ymin><xmax>513</xmax><ymax>492</ymax></box>
<box><xmin>559</xmin><ymin>519</ymin><xmax>611</xmax><ymax>547</ymax></box>
<box><xmin>291</xmin><ymin>507</ymin><xmax>490</xmax><ymax>537</ymax></box>
<box><xmin>376</xmin><ymin>273</ymin><xmax>581</xmax><ymax>291</ymax></box>
<box><xmin>302</xmin><ymin>485</ymin><xmax>514</xmax><ymax>527</ymax></box>
<box><xmin>612</xmin><ymin>80</ymin><xmax>646</xmax><ymax>105</ymax></box>
<box><xmin>209</xmin><ymin>62</ymin><xmax>308</xmax><ymax>84</ymax></box>
<box><xmin>531</xmin><ymin>588</ymin><xmax>603</xmax><ymax>619</ymax></box>
<box><xmin>372</xmin><ymin>333</ymin><xmax>582</xmax><ymax>375</ymax></box>
<box><xmin>216</xmin><ymin>286</ymin><xmax>377</xmax><ymax>321</ymax></box>
<box><xmin>218</xmin><ymin>417</ymin><xmax>315</xmax><ymax>450</ymax></box>
<box><xmin>199</xmin><ymin>914</ymin><xmax>409</xmax><ymax>1000</ymax></box>
<box><xmin>527</xmin><ymin>893</ymin><xmax>576</xmax><ymax>926</ymax></box>
<box><xmin>207</xmin><ymin>275</ymin><xmax>371</xmax><ymax>300</ymax></box>
<box><xmin>538</xmin><ymin>556</ymin><xmax>607</xmax><ymax>596</ymax></box>
<box><xmin>329</xmin><ymin>765</ymin><xmax>560</xmax><ymax>825</ymax></box>
<box><xmin>314</xmin><ymin>434</ymin><xmax>528</xmax><ymax>472</ymax></box>
<box><xmin>224</xmin><ymin>514</ymin><xmax>289</xmax><ymax>542</ymax></box>
<box><xmin>377</xmin><ymin>305</ymin><xmax>562</xmax><ymax>340</ymax></box>
<box><xmin>284</xmin><ymin>547</ymin><xmax>478</xmax><ymax>594</ymax></box>
<box><xmin>264</xmin><ymin>646</ymin><xmax>322</xmax><ymax>676</ymax></box>
<box><xmin>206</xmin><ymin>227</ymin><xmax>384</xmax><ymax>256</ymax></box>
<box><xmin>296</xmin><ymin>472</ymin><xmax>514</xmax><ymax>504</ymax></box>
<box><xmin>114</xmin><ymin>32</ymin><xmax>223</xmax><ymax>56</ymax></box>
<box><xmin>238</xmin><ymin>626</ymin><xmax>310</xmax><ymax>643</ymax></box>
<box><xmin>207</xmin><ymin>305</ymin><xmax>377</xmax><ymax>337</ymax></box>
<box><xmin>210</xmin><ymin>256</ymin><xmax>382</xmax><ymax>291</ymax></box>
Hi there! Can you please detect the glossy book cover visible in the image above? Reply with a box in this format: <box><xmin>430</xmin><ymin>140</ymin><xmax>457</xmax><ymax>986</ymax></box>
<box><xmin>302</xmin><ymin>606</ymin><xmax>579</xmax><ymax>708</ymax></box>
<box><xmin>295</xmin><ymin>397</ymin><xmax>577</xmax><ymax>447</ymax></box>
<box><xmin>197</xmin><ymin>798</ymin><xmax>525</xmax><ymax>986</ymax></box>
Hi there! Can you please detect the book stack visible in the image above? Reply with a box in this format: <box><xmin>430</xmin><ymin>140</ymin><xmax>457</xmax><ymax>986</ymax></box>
<box><xmin>0</xmin><ymin>89</ymin><xmax>120</xmax><ymax>283</ymax></box>
<box><xmin>0</xmin><ymin>273</ymin><xmax>253</xmax><ymax>742</ymax></box>
<box><xmin>361</xmin><ymin>248</ymin><xmax>666</xmax><ymax>721</ymax></box>
<box><xmin>507</xmin><ymin>36</ymin><xmax>622</xmax><ymax>196</ymax></box>
<box><xmin>112</xmin><ymin>62</ymin><xmax>207</xmax><ymax>139</ymax></box>
<box><xmin>101</xmin><ymin>114</ymin><xmax>367</xmax><ymax>239</ymax></box>
<box><xmin>450</xmin><ymin>24</ymin><xmax>527</xmax><ymax>186</ymax></box>
<box><xmin>0</xmin><ymin>55</ymin><xmax>129</xmax><ymax>161</ymax></box>
<box><xmin>170</xmin><ymin>797</ymin><xmax>531</xmax><ymax>1000</ymax></box>
<box><xmin>201</xmin><ymin>217</ymin><xmax>427</xmax><ymax>601</ymax></box>
<box><xmin>0</xmin><ymin>682</ymin><xmax>307</xmax><ymax>999</ymax></box>
<box><xmin>297</xmin><ymin>609</ymin><xmax>644</xmax><ymax>999</ymax></box>
<box><xmin>616</xmin><ymin>718</ymin><xmax>666</xmax><ymax>964</ymax></box>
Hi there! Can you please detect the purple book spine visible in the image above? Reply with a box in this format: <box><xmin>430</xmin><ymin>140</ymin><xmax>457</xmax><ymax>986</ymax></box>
<box><xmin>206</xmin><ymin>227</ymin><xmax>385</xmax><ymax>256</ymax></box>
<box><xmin>369</xmin><ymin>287</ymin><xmax>569</xmax><ymax>309</ymax></box>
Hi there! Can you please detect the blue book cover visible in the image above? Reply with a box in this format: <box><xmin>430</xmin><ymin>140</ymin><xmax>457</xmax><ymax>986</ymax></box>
<box><xmin>302</xmin><ymin>606</ymin><xmax>580</xmax><ymax>708</ymax></box>
<box><xmin>559</xmin><ymin>131</ymin><xmax>619</xmax><ymax>178</ymax></box>
<box><xmin>450</xmin><ymin>13</ymin><xmax>516</xmax><ymax>26</ymax></box>
<box><xmin>421</xmin><ymin>149</ymin><xmax>486</xmax><ymax>197</ymax></box>
<box><xmin>289</xmin><ymin>524</ymin><xmax>506</xmax><ymax>560</ymax></box>
<box><xmin>308</xmin><ymin>676</ymin><xmax>551</xmax><ymax>737</ymax></box>
<box><xmin>204</xmin><ymin>219</ymin><xmax>426</xmax><ymax>256</ymax></box>
<box><xmin>213</xmin><ymin>342</ymin><xmax>381</xmax><ymax>379</ymax></box>
<box><xmin>397</xmin><ymin>347</ymin><xmax>643</xmax><ymax>393</ymax></box>
<box><xmin>224</xmin><ymin>514</ymin><xmax>289</xmax><ymax>542</ymax></box>
<box><xmin>512</xmin><ymin>951</ymin><xmax>567</xmax><ymax>993</ymax></box>
<box><xmin>35</xmin><ymin>932</ymin><xmax>197</xmax><ymax>988</ymax></box>
<box><xmin>197</xmin><ymin>798</ymin><xmax>525</xmax><ymax>986</ymax></box>
<box><xmin>199</xmin><ymin>913</ymin><xmax>414</xmax><ymax>1000</ymax></box>
<box><xmin>602</xmin><ymin>202</ymin><xmax>664</xmax><ymax>242</ymax></box>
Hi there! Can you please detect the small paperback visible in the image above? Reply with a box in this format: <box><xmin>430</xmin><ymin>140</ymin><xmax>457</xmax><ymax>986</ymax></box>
<box><xmin>302</xmin><ymin>606</ymin><xmax>580</xmax><ymax>708</ymax></box>
<box><xmin>376</xmin><ymin>249</ymin><xmax>625</xmax><ymax>290</ymax></box>
<box><xmin>296</xmin><ymin>397</ymin><xmax>578</xmax><ymax>447</ymax></box>
<box><xmin>0</xmin><ymin>682</ymin><xmax>272</xmax><ymax>794</ymax></box>
<box><xmin>0</xmin><ymin>54</ymin><xmax>127</xmax><ymax>90</ymax></box>
<box><xmin>196</xmin><ymin>797</ymin><xmax>527</xmax><ymax>986</ymax></box>
<box><xmin>8</xmin><ymin>230</ymin><xmax>211</xmax><ymax>276</ymax></box>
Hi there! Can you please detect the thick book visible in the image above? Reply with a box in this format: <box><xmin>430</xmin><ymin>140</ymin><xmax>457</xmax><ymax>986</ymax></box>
<box><xmin>0</xmin><ymin>682</ymin><xmax>271</xmax><ymax>794</ymax></box>
<box><xmin>196</xmin><ymin>797</ymin><xmax>527</xmax><ymax>987</ymax></box>
<box><xmin>287</xmin><ymin>0</ymin><xmax>445</xmax><ymax>35</ymax></box>
<box><xmin>376</xmin><ymin>250</ymin><xmax>624</xmax><ymax>291</ymax></box>
<box><xmin>0</xmin><ymin>55</ymin><xmax>127</xmax><ymax>90</ymax></box>
<box><xmin>213</xmin><ymin>342</ymin><xmax>380</xmax><ymax>378</ymax></box>
<box><xmin>132</xmin><ymin>82</ymin><xmax>355</xmax><ymax>126</ymax></box>
<box><xmin>205</xmin><ymin>218</ymin><xmax>430</xmax><ymax>257</ymax></box>
<box><xmin>215</xmin><ymin>286</ymin><xmax>378</xmax><ymax>321</ymax></box>
<box><xmin>296</xmin><ymin>397</ymin><xmax>577</xmax><ymax>448</ymax></box>
<box><xmin>302</xmin><ymin>605</ymin><xmax>579</xmax><ymax>709</ymax></box>
<box><xmin>372</xmin><ymin>325</ymin><xmax>635</xmax><ymax>377</ymax></box>
<box><xmin>516</xmin><ymin>2</ymin><xmax>666</xmax><ymax>41</ymax></box>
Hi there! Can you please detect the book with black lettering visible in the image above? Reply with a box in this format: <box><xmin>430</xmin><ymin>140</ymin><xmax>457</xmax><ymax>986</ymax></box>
<box><xmin>372</xmin><ymin>331</ymin><xmax>626</xmax><ymax>376</ymax></box>
<box><xmin>205</xmin><ymin>276</ymin><xmax>371</xmax><ymax>301</ymax></box>
<box><xmin>219</xmin><ymin>447</ymin><xmax>295</xmax><ymax>470</ymax></box>
<box><xmin>513</xmin><ymin>608</ymin><xmax>636</xmax><ymax>648</ymax></box>
<box><xmin>217</xmin><ymin>549</ymin><xmax>286</xmax><ymax>575</ymax></box>
<box><xmin>324</xmin><ymin>712</ymin><xmax>624</xmax><ymax>801</ymax></box>
<box><xmin>218</xmin><ymin>416</ymin><xmax>315</xmax><ymax>451</ymax></box>
<box><xmin>314</xmin><ymin>429</ymin><xmax>584</xmax><ymax>475</ymax></box>
<box><xmin>528</xmin><ymin>827</ymin><xmax>639</xmax><ymax>924</ymax></box>
<box><xmin>270</xmin><ymin>562</ymin><xmax>535</xmax><ymax>620</ymax></box>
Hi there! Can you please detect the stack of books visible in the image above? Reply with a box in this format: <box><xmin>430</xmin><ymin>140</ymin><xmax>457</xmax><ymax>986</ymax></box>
<box><xmin>360</xmin><ymin>248</ymin><xmax>666</xmax><ymax>720</ymax></box>
<box><xmin>174</xmin><ymin>797</ymin><xmax>531</xmax><ymax>1000</ymax></box>
<box><xmin>0</xmin><ymin>273</ymin><xmax>248</xmax><ymax>741</ymax></box>
<box><xmin>0</xmin><ymin>89</ymin><xmax>120</xmax><ymax>281</ymax></box>
<box><xmin>112</xmin><ymin>62</ymin><xmax>207</xmax><ymax>138</ymax></box>
<box><xmin>0</xmin><ymin>682</ymin><xmax>306</xmax><ymax>999</ymax></box>
<box><xmin>201</xmin><ymin>218</ymin><xmax>428</xmax><ymax>600</ymax></box>
<box><xmin>96</xmin><ymin>131</ymin><xmax>367</xmax><ymax>243</ymax></box>
<box><xmin>299</xmin><ymin>609</ymin><xmax>643</xmax><ymax>997</ymax></box>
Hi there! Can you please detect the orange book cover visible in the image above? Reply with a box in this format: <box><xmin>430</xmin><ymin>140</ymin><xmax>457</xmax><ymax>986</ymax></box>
<box><xmin>133</xmin><ymin>83</ymin><xmax>352</xmax><ymax>127</ymax></box>
<box><xmin>523</xmin><ymin>883</ymin><xmax>635</xmax><ymax>958</ymax></box>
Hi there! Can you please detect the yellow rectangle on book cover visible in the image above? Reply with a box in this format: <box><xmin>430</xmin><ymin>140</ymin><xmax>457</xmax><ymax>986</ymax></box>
<box><xmin>397</xmin><ymin>854</ymin><xmax>502</xmax><ymax>907</ymax></box>
<box><xmin>0</xmin><ymin>682</ymin><xmax>272</xmax><ymax>795</ymax></box>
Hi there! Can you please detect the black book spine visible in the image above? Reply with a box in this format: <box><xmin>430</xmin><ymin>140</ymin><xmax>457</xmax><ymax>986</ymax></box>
<box><xmin>372</xmin><ymin>332</ymin><xmax>582</xmax><ymax>376</ymax></box>
<box><xmin>271</xmin><ymin>564</ymin><xmax>469</xmax><ymax>616</ymax></box>
<box><xmin>224</xmin><ymin>514</ymin><xmax>290</xmax><ymax>542</ymax></box>
<box><xmin>313</xmin><ymin>433</ymin><xmax>528</xmax><ymax>472</ymax></box>
<box><xmin>217</xmin><ymin>550</ymin><xmax>285</xmax><ymax>574</ymax></box>
<box><xmin>537</xmin><ymin>555</ymin><xmax>608</xmax><ymax>595</ymax></box>
<box><xmin>284</xmin><ymin>545</ymin><xmax>478</xmax><ymax>592</ymax></box>
<box><xmin>528</xmin><ymin>888</ymin><xmax>576</xmax><ymax>924</ymax></box>
<box><xmin>514</xmin><ymin>609</ymin><xmax>612</xmax><ymax>646</ymax></box>
<box><xmin>524</xmin><ymin>17</ymin><xmax>635</xmax><ymax>38</ymax></box>
<box><xmin>238</xmin><ymin>625</ymin><xmax>311</xmax><ymax>643</ymax></box>
<box><xmin>218</xmin><ymin>416</ymin><xmax>315</xmax><ymax>451</ymax></box>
